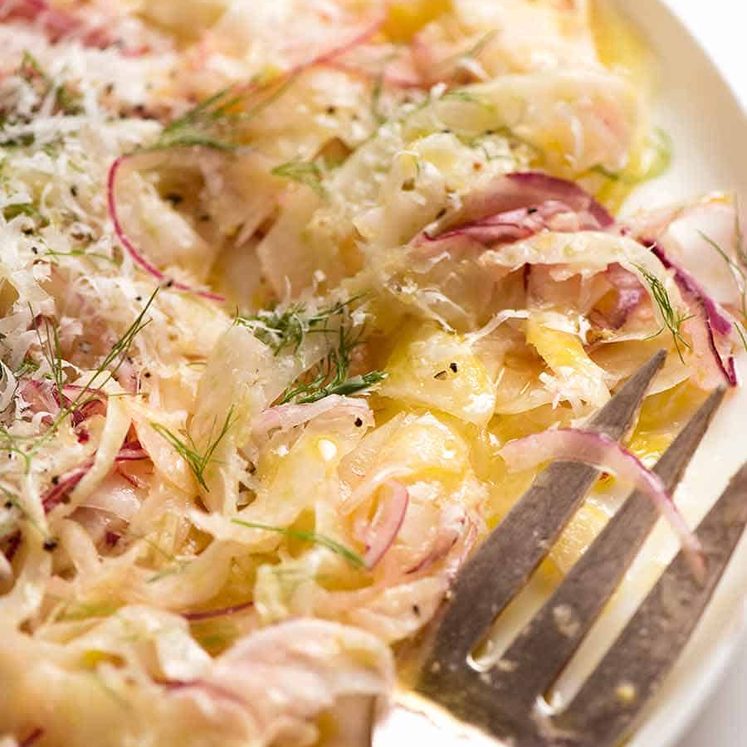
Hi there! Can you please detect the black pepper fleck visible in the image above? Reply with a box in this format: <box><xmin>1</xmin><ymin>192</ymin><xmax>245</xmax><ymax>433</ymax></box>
<box><xmin>354</xmin><ymin>417</ymin><xmax>363</xmax><ymax>427</ymax></box>
<box><xmin>43</xmin><ymin>537</ymin><xmax>58</xmax><ymax>551</ymax></box>
<box><xmin>412</xmin><ymin>604</ymin><xmax>421</xmax><ymax>616</ymax></box>
<box><xmin>449</xmin><ymin>362</ymin><xmax>458</xmax><ymax>373</ymax></box>
<box><xmin>70</xmin><ymin>185</ymin><xmax>78</xmax><ymax>197</ymax></box>
<box><xmin>434</xmin><ymin>370</ymin><xmax>448</xmax><ymax>380</ymax></box>
<box><xmin>51</xmin><ymin>476</ymin><xmax>60</xmax><ymax>486</ymax></box>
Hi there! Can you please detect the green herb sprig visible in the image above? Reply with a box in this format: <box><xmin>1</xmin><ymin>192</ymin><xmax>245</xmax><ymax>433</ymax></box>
<box><xmin>699</xmin><ymin>231</ymin><xmax>747</xmax><ymax>318</ymax></box>
<box><xmin>231</xmin><ymin>518</ymin><xmax>364</xmax><ymax>568</ymax></box>
<box><xmin>19</xmin><ymin>50</ymin><xmax>82</xmax><ymax>116</ymax></box>
<box><xmin>151</xmin><ymin>407</ymin><xmax>235</xmax><ymax>491</ymax></box>
<box><xmin>36</xmin><ymin>315</ymin><xmax>65</xmax><ymax>402</ymax></box>
<box><xmin>636</xmin><ymin>264</ymin><xmax>692</xmax><ymax>361</ymax></box>
<box><xmin>2</xmin><ymin>202</ymin><xmax>45</xmax><ymax>224</ymax></box>
<box><xmin>5</xmin><ymin>289</ymin><xmax>158</xmax><ymax>470</ymax></box>
<box><xmin>238</xmin><ymin>297</ymin><xmax>386</xmax><ymax>404</ymax></box>
<box><xmin>42</xmin><ymin>248</ymin><xmax>118</xmax><ymax>266</ymax></box>
<box><xmin>592</xmin><ymin>128</ymin><xmax>672</xmax><ymax>185</ymax></box>
<box><xmin>271</xmin><ymin>158</ymin><xmax>326</xmax><ymax>198</ymax></box>
<box><xmin>69</xmin><ymin>289</ymin><xmax>156</xmax><ymax>405</ymax></box>
<box><xmin>151</xmin><ymin>89</ymin><xmax>241</xmax><ymax>153</ymax></box>
<box><xmin>143</xmin><ymin>72</ymin><xmax>302</xmax><ymax>156</ymax></box>
<box><xmin>278</xmin><ymin>323</ymin><xmax>387</xmax><ymax>405</ymax></box>
<box><xmin>441</xmin><ymin>88</ymin><xmax>495</xmax><ymax>113</ymax></box>
<box><xmin>238</xmin><ymin>297</ymin><xmax>358</xmax><ymax>355</ymax></box>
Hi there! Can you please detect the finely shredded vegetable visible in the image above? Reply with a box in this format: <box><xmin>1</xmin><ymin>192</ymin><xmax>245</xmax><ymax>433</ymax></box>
<box><xmin>0</xmin><ymin>1</ymin><xmax>743</xmax><ymax>745</ymax></box>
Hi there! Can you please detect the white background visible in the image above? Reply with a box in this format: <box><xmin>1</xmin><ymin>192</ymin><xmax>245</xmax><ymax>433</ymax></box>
<box><xmin>665</xmin><ymin>1</ymin><xmax>747</xmax><ymax>746</ymax></box>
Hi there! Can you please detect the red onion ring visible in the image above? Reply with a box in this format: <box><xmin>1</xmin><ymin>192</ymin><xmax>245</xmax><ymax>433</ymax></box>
<box><xmin>499</xmin><ymin>428</ymin><xmax>705</xmax><ymax>580</ymax></box>
<box><xmin>107</xmin><ymin>156</ymin><xmax>225</xmax><ymax>302</ymax></box>
<box><xmin>419</xmin><ymin>172</ymin><xmax>613</xmax><ymax>248</ymax></box>
<box><xmin>181</xmin><ymin>601</ymin><xmax>254</xmax><ymax>622</ymax></box>
<box><xmin>357</xmin><ymin>480</ymin><xmax>409</xmax><ymax>569</ymax></box>
<box><xmin>42</xmin><ymin>442</ymin><xmax>149</xmax><ymax>513</ymax></box>
<box><xmin>649</xmin><ymin>240</ymin><xmax>737</xmax><ymax>386</ymax></box>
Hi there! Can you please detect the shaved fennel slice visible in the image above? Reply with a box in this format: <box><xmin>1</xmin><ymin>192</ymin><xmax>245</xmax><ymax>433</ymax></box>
<box><xmin>479</xmin><ymin>231</ymin><xmax>689</xmax><ymax>334</ymax></box>
<box><xmin>252</xmin><ymin>395</ymin><xmax>373</xmax><ymax>440</ymax></box>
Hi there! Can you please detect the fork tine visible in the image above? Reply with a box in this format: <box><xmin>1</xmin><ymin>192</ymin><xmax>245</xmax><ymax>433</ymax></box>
<box><xmin>556</xmin><ymin>462</ymin><xmax>747</xmax><ymax>747</ymax></box>
<box><xmin>487</xmin><ymin>388</ymin><xmax>725</xmax><ymax>707</ymax></box>
<box><xmin>419</xmin><ymin>350</ymin><xmax>666</xmax><ymax>690</ymax></box>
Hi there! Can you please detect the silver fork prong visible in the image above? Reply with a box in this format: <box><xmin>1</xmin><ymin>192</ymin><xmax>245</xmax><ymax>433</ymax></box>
<box><xmin>486</xmin><ymin>388</ymin><xmax>725</xmax><ymax>708</ymax></box>
<box><xmin>556</xmin><ymin>462</ymin><xmax>747</xmax><ymax>747</ymax></box>
<box><xmin>419</xmin><ymin>350</ymin><xmax>666</xmax><ymax>693</ymax></box>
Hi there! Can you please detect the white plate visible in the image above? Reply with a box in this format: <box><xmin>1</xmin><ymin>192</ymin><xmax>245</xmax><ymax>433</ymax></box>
<box><xmin>375</xmin><ymin>2</ymin><xmax>747</xmax><ymax>745</ymax></box>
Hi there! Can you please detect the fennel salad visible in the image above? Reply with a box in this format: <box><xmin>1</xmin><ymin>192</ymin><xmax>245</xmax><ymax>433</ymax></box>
<box><xmin>0</xmin><ymin>1</ymin><xmax>744</xmax><ymax>746</ymax></box>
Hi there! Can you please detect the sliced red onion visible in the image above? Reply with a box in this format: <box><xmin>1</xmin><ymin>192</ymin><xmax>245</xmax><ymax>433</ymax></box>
<box><xmin>107</xmin><ymin>22</ymin><xmax>382</xmax><ymax>304</ymax></box>
<box><xmin>421</xmin><ymin>172</ymin><xmax>613</xmax><ymax>247</ymax></box>
<box><xmin>499</xmin><ymin>428</ymin><xmax>705</xmax><ymax>580</ymax></box>
<box><xmin>252</xmin><ymin>395</ymin><xmax>371</xmax><ymax>440</ymax></box>
<box><xmin>588</xmin><ymin>263</ymin><xmax>648</xmax><ymax>332</ymax></box>
<box><xmin>19</xmin><ymin>728</ymin><xmax>44</xmax><ymax>747</ymax></box>
<box><xmin>104</xmin><ymin>530</ymin><xmax>121</xmax><ymax>547</ymax></box>
<box><xmin>434</xmin><ymin>204</ymin><xmax>557</xmax><ymax>245</ymax></box>
<box><xmin>649</xmin><ymin>240</ymin><xmax>738</xmax><ymax>386</ymax></box>
<box><xmin>599</xmin><ymin>263</ymin><xmax>648</xmax><ymax>329</ymax></box>
<box><xmin>181</xmin><ymin>600</ymin><xmax>254</xmax><ymax>622</ymax></box>
<box><xmin>406</xmin><ymin>505</ymin><xmax>467</xmax><ymax>575</ymax></box>
<box><xmin>42</xmin><ymin>442</ymin><xmax>149</xmax><ymax>513</ymax></box>
<box><xmin>444</xmin><ymin>518</ymin><xmax>480</xmax><ymax>579</ymax></box>
<box><xmin>42</xmin><ymin>468</ymin><xmax>87</xmax><ymax>513</ymax></box>
<box><xmin>2</xmin><ymin>0</ymin><xmax>113</xmax><ymax>47</ymax></box>
<box><xmin>115</xmin><ymin>442</ymin><xmax>149</xmax><ymax>461</ymax></box>
<box><xmin>650</xmin><ymin>242</ymin><xmax>733</xmax><ymax>336</ymax></box>
<box><xmin>240</xmin><ymin>15</ymin><xmax>385</xmax><ymax>98</ymax></box>
<box><xmin>2</xmin><ymin>529</ymin><xmax>22</xmax><ymax>563</ymax></box>
<box><xmin>19</xmin><ymin>379</ymin><xmax>59</xmax><ymax>422</ymax></box>
<box><xmin>70</xmin><ymin>397</ymin><xmax>107</xmax><ymax>427</ymax></box>
<box><xmin>357</xmin><ymin>480</ymin><xmax>409</xmax><ymax>569</ymax></box>
<box><xmin>61</xmin><ymin>385</ymin><xmax>109</xmax><ymax>426</ymax></box>
<box><xmin>107</xmin><ymin>156</ymin><xmax>225</xmax><ymax>302</ymax></box>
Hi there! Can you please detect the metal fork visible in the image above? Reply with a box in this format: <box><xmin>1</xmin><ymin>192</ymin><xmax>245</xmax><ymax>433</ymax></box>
<box><xmin>414</xmin><ymin>350</ymin><xmax>747</xmax><ymax>746</ymax></box>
